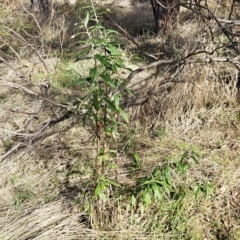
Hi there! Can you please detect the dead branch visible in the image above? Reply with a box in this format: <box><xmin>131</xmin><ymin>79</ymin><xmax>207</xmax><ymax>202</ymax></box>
<box><xmin>0</xmin><ymin>78</ymin><xmax>68</xmax><ymax>109</ymax></box>
<box><xmin>2</xmin><ymin>24</ymin><xmax>49</xmax><ymax>72</ymax></box>
<box><xmin>103</xmin><ymin>13</ymin><xmax>159</xmax><ymax>60</ymax></box>
<box><xmin>10</xmin><ymin>109</ymin><xmax>37</xmax><ymax>115</ymax></box>
<box><xmin>126</xmin><ymin>57</ymin><xmax>240</xmax><ymax>83</ymax></box>
<box><xmin>0</xmin><ymin>109</ymin><xmax>75</xmax><ymax>161</ymax></box>
<box><xmin>1</xmin><ymin>129</ymin><xmax>38</xmax><ymax>137</ymax></box>
<box><xmin>0</xmin><ymin>142</ymin><xmax>26</xmax><ymax>162</ymax></box>
<box><xmin>217</xmin><ymin>19</ymin><xmax>240</xmax><ymax>25</ymax></box>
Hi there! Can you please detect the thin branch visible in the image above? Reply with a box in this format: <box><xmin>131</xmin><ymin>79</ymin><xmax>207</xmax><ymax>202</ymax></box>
<box><xmin>104</xmin><ymin>13</ymin><xmax>159</xmax><ymax>60</ymax></box>
<box><xmin>126</xmin><ymin>57</ymin><xmax>240</xmax><ymax>82</ymax></box>
<box><xmin>10</xmin><ymin>109</ymin><xmax>37</xmax><ymax>115</ymax></box>
<box><xmin>0</xmin><ymin>110</ymin><xmax>75</xmax><ymax>161</ymax></box>
<box><xmin>0</xmin><ymin>142</ymin><xmax>26</xmax><ymax>162</ymax></box>
<box><xmin>20</xmin><ymin>3</ymin><xmax>46</xmax><ymax>54</ymax></box>
<box><xmin>2</xmin><ymin>25</ymin><xmax>49</xmax><ymax>72</ymax></box>
<box><xmin>0</xmin><ymin>78</ymin><xmax>68</xmax><ymax>109</ymax></box>
<box><xmin>0</xmin><ymin>56</ymin><xmax>19</xmax><ymax>75</ymax></box>
<box><xmin>1</xmin><ymin>129</ymin><xmax>37</xmax><ymax>137</ymax></box>
<box><xmin>217</xmin><ymin>19</ymin><xmax>240</xmax><ymax>25</ymax></box>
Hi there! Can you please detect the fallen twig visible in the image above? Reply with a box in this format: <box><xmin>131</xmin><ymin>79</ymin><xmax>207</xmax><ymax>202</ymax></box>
<box><xmin>0</xmin><ymin>142</ymin><xmax>26</xmax><ymax>161</ymax></box>
<box><xmin>126</xmin><ymin>57</ymin><xmax>240</xmax><ymax>82</ymax></box>
<box><xmin>0</xmin><ymin>78</ymin><xmax>69</xmax><ymax>109</ymax></box>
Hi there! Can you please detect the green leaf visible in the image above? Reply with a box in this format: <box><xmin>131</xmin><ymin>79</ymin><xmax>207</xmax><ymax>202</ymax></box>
<box><xmin>132</xmin><ymin>152</ymin><xmax>141</xmax><ymax>170</ymax></box>
<box><xmin>75</xmin><ymin>40</ymin><xmax>88</xmax><ymax>44</ymax></box>
<box><xmin>95</xmin><ymin>54</ymin><xmax>107</xmax><ymax>65</ymax></box>
<box><xmin>90</xmin><ymin>67</ymin><xmax>97</xmax><ymax>82</ymax></box>
<box><xmin>202</xmin><ymin>183</ymin><xmax>214</xmax><ymax>198</ymax></box>
<box><xmin>194</xmin><ymin>185</ymin><xmax>201</xmax><ymax>198</ymax></box>
<box><xmin>131</xmin><ymin>195</ymin><xmax>136</xmax><ymax>207</ymax></box>
<box><xmin>89</xmin><ymin>23</ymin><xmax>103</xmax><ymax>31</ymax></box>
<box><xmin>76</xmin><ymin>78</ymin><xmax>88</xmax><ymax>85</ymax></box>
<box><xmin>99</xmin><ymin>192</ymin><xmax>106</xmax><ymax>201</ymax></box>
<box><xmin>106</xmin><ymin>29</ymin><xmax>120</xmax><ymax>35</ymax></box>
<box><xmin>133</xmin><ymin>152</ymin><xmax>141</xmax><ymax>165</ymax></box>
<box><xmin>114</xmin><ymin>94</ymin><xmax>120</xmax><ymax>110</ymax></box>
<box><xmin>83</xmin><ymin>202</ymin><xmax>90</xmax><ymax>212</ymax></box>
<box><xmin>94</xmin><ymin>39</ymin><xmax>106</xmax><ymax>47</ymax></box>
<box><xmin>181</xmin><ymin>151</ymin><xmax>189</xmax><ymax>160</ymax></box>
<box><xmin>111</xmin><ymin>64</ymin><xmax>118</xmax><ymax>73</ymax></box>
<box><xmin>102</xmin><ymin>97</ymin><xmax>117</xmax><ymax>111</ymax></box>
<box><xmin>164</xmin><ymin>185</ymin><xmax>171</xmax><ymax>196</ymax></box>
<box><xmin>124</xmin><ymin>86</ymin><xmax>135</xmax><ymax>98</ymax></box>
<box><xmin>76</xmin><ymin>46</ymin><xmax>91</xmax><ymax>59</ymax></box>
<box><xmin>109</xmin><ymin>149</ymin><xmax>117</xmax><ymax>154</ymax></box>
<box><xmin>106</xmin><ymin>43</ymin><xmax>119</xmax><ymax>55</ymax></box>
<box><xmin>105</xmin><ymin>178</ymin><xmax>122</xmax><ymax>188</ymax></box>
<box><xmin>82</xmin><ymin>5</ymin><xmax>92</xmax><ymax>10</ymax></box>
<box><xmin>119</xmin><ymin>109</ymin><xmax>129</xmax><ymax>123</ymax></box>
<box><xmin>152</xmin><ymin>166</ymin><xmax>161</xmax><ymax>178</ymax></box>
<box><xmin>139</xmin><ymin>202</ymin><xmax>145</xmax><ymax>215</ymax></box>
<box><xmin>142</xmin><ymin>190</ymin><xmax>152</xmax><ymax>205</ymax></box>
<box><xmin>192</xmin><ymin>151</ymin><xmax>200</xmax><ymax>164</ymax></box>
<box><xmin>100</xmin><ymin>74</ymin><xmax>116</xmax><ymax>88</ymax></box>
<box><xmin>111</xmin><ymin>130</ymin><xmax>120</xmax><ymax>140</ymax></box>
<box><xmin>153</xmin><ymin>180</ymin><xmax>169</xmax><ymax>188</ymax></box>
<box><xmin>137</xmin><ymin>177</ymin><xmax>148</xmax><ymax>185</ymax></box>
<box><xmin>84</xmin><ymin>11</ymin><xmax>89</xmax><ymax>27</ymax></box>
<box><xmin>177</xmin><ymin>162</ymin><xmax>189</xmax><ymax>173</ymax></box>
<box><xmin>94</xmin><ymin>182</ymin><xmax>103</xmax><ymax>197</ymax></box>
<box><xmin>192</xmin><ymin>155</ymin><xmax>200</xmax><ymax>164</ymax></box>
<box><xmin>141</xmin><ymin>179</ymin><xmax>155</xmax><ymax>186</ymax></box>
<box><xmin>115</xmin><ymin>58</ymin><xmax>125</xmax><ymax>68</ymax></box>
<box><xmin>98</xmin><ymin>155</ymin><xmax>107</xmax><ymax>165</ymax></box>
<box><xmin>122</xmin><ymin>66</ymin><xmax>133</xmax><ymax>71</ymax></box>
<box><xmin>163</xmin><ymin>166</ymin><xmax>172</xmax><ymax>186</ymax></box>
<box><xmin>152</xmin><ymin>183</ymin><xmax>162</xmax><ymax>200</ymax></box>
<box><xmin>93</xmin><ymin>91</ymin><xmax>100</xmax><ymax>111</ymax></box>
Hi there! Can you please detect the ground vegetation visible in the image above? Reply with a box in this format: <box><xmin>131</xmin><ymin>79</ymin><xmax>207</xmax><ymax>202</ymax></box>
<box><xmin>0</xmin><ymin>0</ymin><xmax>240</xmax><ymax>239</ymax></box>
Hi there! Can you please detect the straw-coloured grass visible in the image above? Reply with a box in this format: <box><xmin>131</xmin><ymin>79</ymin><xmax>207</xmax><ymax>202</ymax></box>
<box><xmin>1</xmin><ymin>0</ymin><xmax>240</xmax><ymax>239</ymax></box>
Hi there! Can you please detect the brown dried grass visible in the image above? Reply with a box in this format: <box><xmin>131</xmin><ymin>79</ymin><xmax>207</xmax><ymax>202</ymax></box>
<box><xmin>1</xmin><ymin>0</ymin><xmax>240</xmax><ymax>239</ymax></box>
